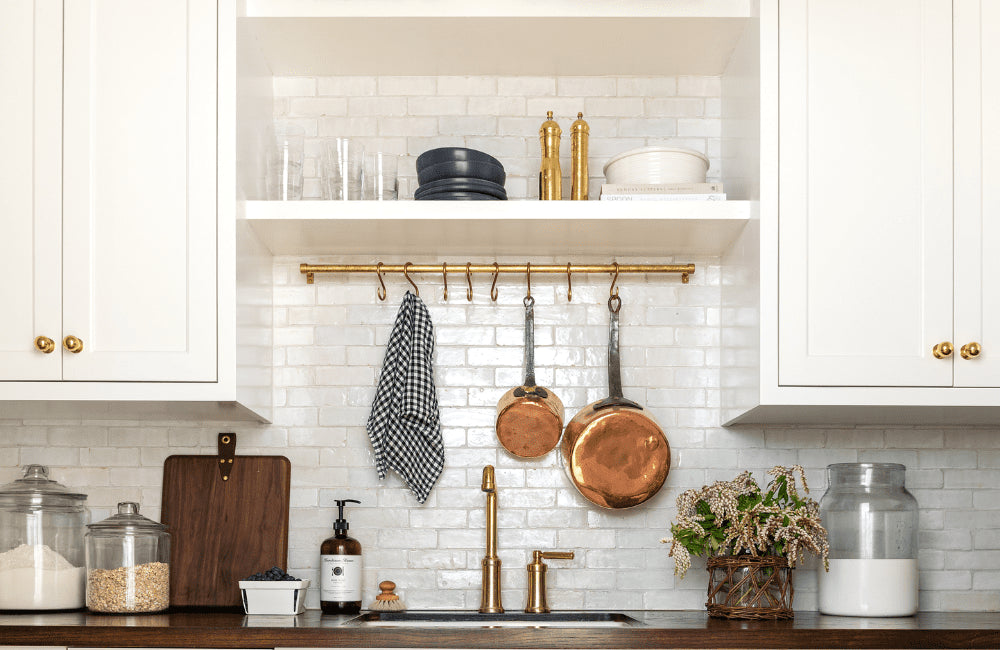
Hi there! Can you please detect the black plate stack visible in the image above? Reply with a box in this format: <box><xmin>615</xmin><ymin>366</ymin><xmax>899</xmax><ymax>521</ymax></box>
<box><xmin>415</xmin><ymin>148</ymin><xmax>507</xmax><ymax>201</ymax></box>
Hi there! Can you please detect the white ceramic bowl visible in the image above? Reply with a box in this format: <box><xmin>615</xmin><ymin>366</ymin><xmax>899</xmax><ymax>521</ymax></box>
<box><xmin>602</xmin><ymin>146</ymin><xmax>709</xmax><ymax>184</ymax></box>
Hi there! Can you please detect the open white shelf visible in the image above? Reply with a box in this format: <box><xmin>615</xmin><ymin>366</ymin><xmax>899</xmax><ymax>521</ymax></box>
<box><xmin>241</xmin><ymin>199</ymin><xmax>751</xmax><ymax>256</ymax></box>
<box><xmin>241</xmin><ymin>1</ymin><xmax>754</xmax><ymax>76</ymax></box>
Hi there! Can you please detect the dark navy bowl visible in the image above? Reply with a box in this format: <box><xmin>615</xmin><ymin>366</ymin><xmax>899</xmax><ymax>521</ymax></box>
<box><xmin>416</xmin><ymin>159</ymin><xmax>506</xmax><ymax>186</ymax></box>
<box><xmin>415</xmin><ymin>191</ymin><xmax>504</xmax><ymax>201</ymax></box>
<box><xmin>415</xmin><ymin>179</ymin><xmax>507</xmax><ymax>200</ymax></box>
<box><xmin>416</xmin><ymin>147</ymin><xmax>502</xmax><ymax>172</ymax></box>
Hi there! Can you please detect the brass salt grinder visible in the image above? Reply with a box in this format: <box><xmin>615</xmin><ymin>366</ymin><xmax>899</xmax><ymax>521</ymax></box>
<box><xmin>570</xmin><ymin>112</ymin><xmax>589</xmax><ymax>200</ymax></box>
<box><xmin>538</xmin><ymin>111</ymin><xmax>562</xmax><ymax>200</ymax></box>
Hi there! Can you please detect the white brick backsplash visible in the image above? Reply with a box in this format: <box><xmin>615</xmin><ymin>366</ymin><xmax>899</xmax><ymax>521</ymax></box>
<box><xmin>437</xmin><ymin>76</ymin><xmax>496</xmax><ymax>96</ymax></box>
<box><xmin>273</xmin><ymin>76</ymin><xmax>316</xmax><ymax>97</ymax></box>
<box><xmin>377</xmin><ymin>76</ymin><xmax>437</xmax><ymax>95</ymax></box>
<box><xmin>557</xmin><ymin>76</ymin><xmax>616</xmax><ymax>97</ymax></box>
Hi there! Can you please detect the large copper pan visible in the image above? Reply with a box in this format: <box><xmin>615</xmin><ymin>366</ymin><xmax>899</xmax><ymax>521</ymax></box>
<box><xmin>561</xmin><ymin>296</ymin><xmax>670</xmax><ymax>508</ymax></box>
<box><xmin>496</xmin><ymin>296</ymin><xmax>564</xmax><ymax>458</ymax></box>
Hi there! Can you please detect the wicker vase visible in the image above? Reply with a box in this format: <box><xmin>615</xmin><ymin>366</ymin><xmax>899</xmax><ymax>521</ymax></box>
<box><xmin>705</xmin><ymin>555</ymin><xmax>794</xmax><ymax>620</ymax></box>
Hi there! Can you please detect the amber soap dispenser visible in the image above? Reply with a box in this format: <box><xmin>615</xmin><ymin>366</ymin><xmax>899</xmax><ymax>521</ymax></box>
<box><xmin>320</xmin><ymin>498</ymin><xmax>362</xmax><ymax>615</ymax></box>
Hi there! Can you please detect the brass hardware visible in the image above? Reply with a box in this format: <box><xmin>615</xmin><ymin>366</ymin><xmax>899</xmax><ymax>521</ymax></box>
<box><xmin>570</xmin><ymin>112</ymin><xmax>589</xmax><ymax>201</ymax></box>
<box><xmin>525</xmin><ymin>550</ymin><xmax>575</xmax><ymax>613</ymax></box>
<box><xmin>375</xmin><ymin>262</ymin><xmax>387</xmax><ymax>301</ymax></box>
<box><xmin>961</xmin><ymin>342</ymin><xmax>982</xmax><ymax>359</ymax></box>
<box><xmin>525</xmin><ymin>262</ymin><xmax>531</xmax><ymax>300</ymax></box>
<box><xmin>466</xmin><ymin>263</ymin><xmax>473</xmax><ymax>301</ymax></box>
<box><xmin>33</xmin><ymin>336</ymin><xmax>55</xmax><ymax>354</ymax></box>
<box><xmin>932</xmin><ymin>341</ymin><xmax>954</xmax><ymax>358</ymax></box>
<box><xmin>609</xmin><ymin>262</ymin><xmax>620</xmax><ymax>299</ymax></box>
<box><xmin>442</xmin><ymin>262</ymin><xmax>448</xmax><ymax>300</ymax></box>
<box><xmin>681</xmin><ymin>272</ymin><xmax>689</xmax><ymax>284</ymax></box>
<box><xmin>218</xmin><ymin>432</ymin><xmax>236</xmax><ymax>481</ymax></box>
<box><xmin>301</xmin><ymin>262</ymin><xmax>695</xmax><ymax>278</ymax></box>
<box><xmin>479</xmin><ymin>465</ymin><xmax>504</xmax><ymax>613</ymax></box>
<box><xmin>63</xmin><ymin>335</ymin><xmax>83</xmax><ymax>354</ymax></box>
<box><xmin>539</xmin><ymin>111</ymin><xmax>562</xmax><ymax>200</ymax></box>
<box><xmin>305</xmin><ymin>272</ymin><xmax>315</xmax><ymax>284</ymax></box>
<box><xmin>566</xmin><ymin>263</ymin><xmax>572</xmax><ymax>302</ymax></box>
<box><xmin>403</xmin><ymin>262</ymin><xmax>419</xmax><ymax>296</ymax></box>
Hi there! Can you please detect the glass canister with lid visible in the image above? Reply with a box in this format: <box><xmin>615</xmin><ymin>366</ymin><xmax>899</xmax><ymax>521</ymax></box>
<box><xmin>817</xmin><ymin>462</ymin><xmax>919</xmax><ymax>616</ymax></box>
<box><xmin>85</xmin><ymin>502</ymin><xmax>171</xmax><ymax>613</ymax></box>
<box><xmin>0</xmin><ymin>464</ymin><xmax>89</xmax><ymax>610</ymax></box>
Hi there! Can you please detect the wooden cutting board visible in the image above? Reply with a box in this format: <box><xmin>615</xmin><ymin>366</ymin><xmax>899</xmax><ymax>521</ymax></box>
<box><xmin>161</xmin><ymin>433</ymin><xmax>291</xmax><ymax>609</ymax></box>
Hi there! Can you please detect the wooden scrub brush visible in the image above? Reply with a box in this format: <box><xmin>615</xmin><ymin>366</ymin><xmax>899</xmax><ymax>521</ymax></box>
<box><xmin>368</xmin><ymin>580</ymin><xmax>406</xmax><ymax>612</ymax></box>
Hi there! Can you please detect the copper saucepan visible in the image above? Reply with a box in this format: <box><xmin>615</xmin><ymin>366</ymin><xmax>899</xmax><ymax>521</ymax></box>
<box><xmin>561</xmin><ymin>295</ymin><xmax>670</xmax><ymax>508</ymax></box>
<box><xmin>496</xmin><ymin>296</ymin><xmax>565</xmax><ymax>458</ymax></box>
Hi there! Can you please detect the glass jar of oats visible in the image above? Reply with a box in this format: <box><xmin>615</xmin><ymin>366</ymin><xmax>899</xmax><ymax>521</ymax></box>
<box><xmin>85</xmin><ymin>502</ymin><xmax>170</xmax><ymax>613</ymax></box>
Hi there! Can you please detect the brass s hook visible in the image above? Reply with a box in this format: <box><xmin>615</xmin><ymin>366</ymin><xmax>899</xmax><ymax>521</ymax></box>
<box><xmin>610</xmin><ymin>262</ymin><xmax>619</xmax><ymax>299</ymax></box>
<box><xmin>566</xmin><ymin>263</ymin><xmax>572</xmax><ymax>302</ymax></box>
<box><xmin>525</xmin><ymin>262</ymin><xmax>531</xmax><ymax>300</ymax></box>
<box><xmin>466</xmin><ymin>263</ymin><xmax>473</xmax><ymax>301</ymax></box>
<box><xmin>442</xmin><ymin>262</ymin><xmax>448</xmax><ymax>300</ymax></box>
<box><xmin>376</xmin><ymin>262</ymin><xmax>387</xmax><ymax>301</ymax></box>
<box><xmin>490</xmin><ymin>262</ymin><xmax>499</xmax><ymax>302</ymax></box>
<box><xmin>403</xmin><ymin>262</ymin><xmax>419</xmax><ymax>296</ymax></box>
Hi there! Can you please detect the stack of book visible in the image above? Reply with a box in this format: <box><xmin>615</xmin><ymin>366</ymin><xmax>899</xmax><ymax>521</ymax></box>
<box><xmin>599</xmin><ymin>182</ymin><xmax>725</xmax><ymax>201</ymax></box>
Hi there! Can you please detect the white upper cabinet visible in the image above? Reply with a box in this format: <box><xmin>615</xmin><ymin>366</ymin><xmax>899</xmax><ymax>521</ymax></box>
<box><xmin>777</xmin><ymin>0</ymin><xmax>954</xmax><ymax>387</ymax></box>
<box><xmin>0</xmin><ymin>0</ymin><xmax>269</xmax><ymax>421</ymax></box>
<box><xmin>62</xmin><ymin>0</ymin><xmax>217</xmax><ymax>382</ymax></box>
<box><xmin>722</xmin><ymin>0</ymin><xmax>1000</xmax><ymax>424</ymax></box>
<box><xmin>0</xmin><ymin>0</ymin><xmax>62</xmax><ymax>381</ymax></box>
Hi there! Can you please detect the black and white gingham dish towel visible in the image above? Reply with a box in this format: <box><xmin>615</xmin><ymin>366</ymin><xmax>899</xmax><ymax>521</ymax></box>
<box><xmin>366</xmin><ymin>291</ymin><xmax>445</xmax><ymax>503</ymax></box>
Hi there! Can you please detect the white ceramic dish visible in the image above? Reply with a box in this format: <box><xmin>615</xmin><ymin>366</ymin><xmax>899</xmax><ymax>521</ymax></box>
<box><xmin>239</xmin><ymin>579</ymin><xmax>310</xmax><ymax>615</ymax></box>
<box><xmin>602</xmin><ymin>146</ymin><xmax>709</xmax><ymax>184</ymax></box>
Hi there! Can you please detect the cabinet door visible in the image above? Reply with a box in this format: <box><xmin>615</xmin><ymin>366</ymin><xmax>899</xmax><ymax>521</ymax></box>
<box><xmin>778</xmin><ymin>0</ymin><xmax>954</xmax><ymax>386</ymax></box>
<box><xmin>954</xmin><ymin>0</ymin><xmax>1000</xmax><ymax>387</ymax></box>
<box><xmin>0</xmin><ymin>0</ymin><xmax>62</xmax><ymax>381</ymax></box>
<box><xmin>62</xmin><ymin>0</ymin><xmax>217</xmax><ymax>382</ymax></box>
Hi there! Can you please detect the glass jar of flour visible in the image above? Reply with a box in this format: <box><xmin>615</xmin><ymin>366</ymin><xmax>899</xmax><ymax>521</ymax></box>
<box><xmin>0</xmin><ymin>465</ymin><xmax>89</xmax><ymax>610</ymax></box>
<box><xmin>818</xmin><ymin>463</ymin><xmax>919</xmax><ymax>616</ymax></box>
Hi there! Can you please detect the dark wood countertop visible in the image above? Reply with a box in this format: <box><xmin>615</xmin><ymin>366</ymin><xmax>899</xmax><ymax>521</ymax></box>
<box><xmin>1</xmin><ymin>610</ymin><xmax>999</xmax><ymax>649</ymax></box>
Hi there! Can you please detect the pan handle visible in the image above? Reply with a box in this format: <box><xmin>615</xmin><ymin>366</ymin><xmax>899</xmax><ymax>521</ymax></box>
<box><xmin>523</xmin><ymin>295</ymin><xmax>537</xmax><ymax>387</ymax></box>
<box><xmin>607</xmin><ymin>296</ymin><xmax>625</xmax><ymax>400</ymax></box>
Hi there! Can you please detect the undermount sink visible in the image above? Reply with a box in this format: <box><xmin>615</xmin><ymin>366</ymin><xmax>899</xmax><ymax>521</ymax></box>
<box><xmin>346</xmin><ymin>611</ymin><xmax>641</xmax><ymax>628</ymax></box>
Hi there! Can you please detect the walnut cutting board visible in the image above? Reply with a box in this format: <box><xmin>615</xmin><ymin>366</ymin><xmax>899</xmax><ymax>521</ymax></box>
<box><xmin>161</xmin><ymin>447</ymin><xmax>290</xmax><ymax>609</ymax></box>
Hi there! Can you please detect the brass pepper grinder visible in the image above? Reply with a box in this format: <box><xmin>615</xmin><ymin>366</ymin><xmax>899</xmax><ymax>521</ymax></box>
<box><xmin>538</xmin><ymin>111</ymin><xmax>562</xmax><ymax>200</ymax></box>
<box><xmin>570</xmin><ymin>112</ymin><xmax>589</xmax><ymax>200</ymax></box>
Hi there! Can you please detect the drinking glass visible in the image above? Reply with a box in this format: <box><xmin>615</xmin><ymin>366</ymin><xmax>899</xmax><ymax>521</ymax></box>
<box><xmin>364</xmin><ymin>152</ymin><xmax>398</xmax><ymax>201</ymax></box>
<box><xmin>324</xmin><ymin>138</ymin><xmax>364</xmax><ymax>200</ymax></box>
<box><xmin>265</xmin><ymin>124</ymin><xmax>304</xmax><ymax>200</ymax></box>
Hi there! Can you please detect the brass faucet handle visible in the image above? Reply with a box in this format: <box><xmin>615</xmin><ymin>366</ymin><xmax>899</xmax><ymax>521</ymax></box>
<box><xmin>537</xmin><ymin>551</ymin><xmax>575</xmax><ymax>561</ymax></box>
<box><xmin>525</xmin><ymin>550</ymin><xmax>575</xmax><ymax>614</ymax></box>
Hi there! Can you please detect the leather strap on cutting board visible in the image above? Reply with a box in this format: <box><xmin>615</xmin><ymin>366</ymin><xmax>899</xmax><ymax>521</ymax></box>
<box><xmin>161</xmin><ymin>433</ymin><xmax>291</xmax><ymax>609</ymax></box>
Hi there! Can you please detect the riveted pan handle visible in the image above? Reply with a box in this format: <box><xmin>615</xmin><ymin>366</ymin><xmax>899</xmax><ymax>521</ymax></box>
<box><xmin>594</xmin><ymin>295</ymin><xmax>642</xmax><ymax>411</ymax></box>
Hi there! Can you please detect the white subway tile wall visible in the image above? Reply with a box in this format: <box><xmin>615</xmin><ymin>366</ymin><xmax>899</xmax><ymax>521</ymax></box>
<box><xmin>2</xmin><ymin>253</ymin><xmax>999</xmax><ymax>612</ymax></box>
<box><xmin>272</xmin><ymin>75</ymin><xmax>722</xmax><ymax>200</ymax></box>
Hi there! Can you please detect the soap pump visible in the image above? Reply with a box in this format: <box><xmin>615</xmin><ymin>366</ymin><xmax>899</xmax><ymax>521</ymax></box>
<box><xmin>320</xmin><ymin>498</ymin><xmax>363</xmax><ymax>615</ymax></box>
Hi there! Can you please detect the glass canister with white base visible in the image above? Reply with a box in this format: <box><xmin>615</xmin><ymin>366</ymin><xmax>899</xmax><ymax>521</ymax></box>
<box><xmin>818</xmin><ymin>462</ymin><xmax>918</xmax><ymax>616</ymax></box>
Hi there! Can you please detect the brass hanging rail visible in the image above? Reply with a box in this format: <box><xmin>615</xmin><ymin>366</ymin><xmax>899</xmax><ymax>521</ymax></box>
<box><xmin>300</xmin><ymin>262</ymin><xmax>694</xmax><ymax>285</ymax></box>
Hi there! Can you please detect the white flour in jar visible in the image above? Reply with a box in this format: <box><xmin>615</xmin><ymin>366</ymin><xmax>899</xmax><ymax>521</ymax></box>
<box><xmin>818</xmin><ymin>558</ymin><xmax>919</xmax><ymax>616</ymax></box>
<box><xmin>0</xmin><ymin>544</ymin><xmax>86</xmax><ymax>610</ymax></box>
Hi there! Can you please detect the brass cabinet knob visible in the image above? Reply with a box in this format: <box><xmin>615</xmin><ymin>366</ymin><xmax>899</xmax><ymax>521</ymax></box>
<box><xmin>961</xmin><ymin>342</ymin><xmax>982</xmax><ymax>359</ymax></box>
<box><xmin>33</xmin><ymin>336</ymin><xmax>56</xmax><ymax>354</ymax></box>
<box><xmin>932</xmin><ymin>341</ymin><xmax>953</xmax><ymax>358</ymax></box>
<box><xmin>63</xmin><ymin>335</ymin><xmax>84</xmax><ymax>354</ymax></box>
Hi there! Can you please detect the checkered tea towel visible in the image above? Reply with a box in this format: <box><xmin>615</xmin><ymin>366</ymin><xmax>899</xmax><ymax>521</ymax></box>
<box><xmin>366</xmin><ymin>291</ymin><xmax>444</xmax><ymax>503</ymax></box>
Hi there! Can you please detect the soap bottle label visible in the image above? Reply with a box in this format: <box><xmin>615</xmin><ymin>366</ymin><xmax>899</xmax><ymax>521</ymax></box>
<box><xmin>321</xmin><ymin>554</ymin><xmax>362</xmax><ymax>601</ymax></box>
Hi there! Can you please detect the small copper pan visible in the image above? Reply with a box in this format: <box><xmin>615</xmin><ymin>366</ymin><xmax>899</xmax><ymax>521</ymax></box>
<box><xmin>562</xmin><ymin>295</ymin><xmax>670</xmax><ymax>508</ymax></box>
<box><xmin>496</xmin><ymin>296</ymin><xmax>565</xmax><ymax>458</ymax></box>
